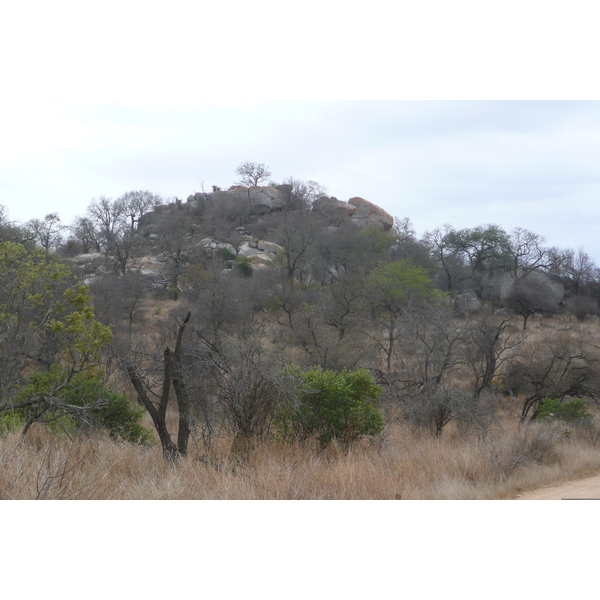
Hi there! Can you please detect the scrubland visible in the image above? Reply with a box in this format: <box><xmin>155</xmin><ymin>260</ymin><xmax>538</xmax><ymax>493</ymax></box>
<box><xmin>3</xmin><ymin>391</ymin><xmax>600</xmax><ymax>500</ymax></box>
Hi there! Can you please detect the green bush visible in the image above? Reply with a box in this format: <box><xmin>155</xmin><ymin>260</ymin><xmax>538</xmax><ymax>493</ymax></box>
<box><xmin>9</xmin><ymin>366</ymin><xmax>155</xmax><ymax>445</ymax></box>
<box><xmin>217</xmin><ymin>247</ymin><xmax>237</xmax><ymax>262</ymax></box>
<box><xmin>274</xmin><ymin>367</ymin><xmax>383</xmax><ymax>447</ymax></box>
<box><xmin>534</xmin><ymin>397</ymin><xmax>593</xmax><ymax>427</ymax></box>
<box><xmin>0</xmin><ymin>410</ymin><xmax>24</xmax><ymax>436</ymax></box>
<box><xmin>235</xmin><ymin>256</ymin><xmax>253</xmax><ymax>277</ymax></box>
<box><xmin>166</xmin><ymin>288</ymin><xmax>179</xmax><ymax>301</ymax></box>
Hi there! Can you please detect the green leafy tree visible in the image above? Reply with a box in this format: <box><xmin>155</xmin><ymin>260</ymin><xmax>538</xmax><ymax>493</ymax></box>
<box><xmin>0</xmin><ymin>241</ymin><xmax>71</xmax><ymax>393</ymax></box>
<box><xmin>0</xmin><ymin>282</ymin><xmax>114</xmax><ymax>435</ymax></box>
<box><xmin>274</xmin><ymin>367</ymin><xmax>383</xmax><ymax>448</ymax></box>
<box><xmin>450</xmin><ymin>224</ymin><xmax>511</xmax><ymax>276</ymax></box>
<box><xmin>0</xmin><ymin>243</ymin><xmax>117</xmax><ymax>435</ymax></box>
<box><xmin>367</xmin><ymin>260</ymin><xmax>438</xmax><ymax>375</ymax></box>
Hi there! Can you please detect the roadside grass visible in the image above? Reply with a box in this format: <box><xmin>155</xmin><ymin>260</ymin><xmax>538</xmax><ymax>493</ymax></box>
<box><xmin>3</xmin><ymin>410</ymin><xmax>600</xmax><ymax>500</ymax></box>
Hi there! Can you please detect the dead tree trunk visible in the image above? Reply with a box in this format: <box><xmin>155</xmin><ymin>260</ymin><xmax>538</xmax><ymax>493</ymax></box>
<box><xmin>126</xmin><ymin>311</ymin><xmax>192</xmax><ymax>461</ymax></box>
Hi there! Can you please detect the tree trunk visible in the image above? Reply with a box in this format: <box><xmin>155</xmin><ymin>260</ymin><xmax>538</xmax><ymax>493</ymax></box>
<box><xmin>125</xmin><ymin>311</ymin><xmax>192</xmax><ymax>461</ymax></box>
<box><xmin>172</xmin><ymin>312</ymin><xmax>192</xmax><ymax>456</ymax></box>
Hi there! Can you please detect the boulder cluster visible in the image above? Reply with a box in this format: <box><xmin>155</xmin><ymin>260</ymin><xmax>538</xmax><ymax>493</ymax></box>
<box><xmin>185</xmin><ymin>186</ymin><xmax>395</xmax><ymax>231</ymax></box>
<box><xmin>312</xmin><ymin>196</ymin><xmax>394</xmax><ymax>231</ymax></box>
<box><xmin>197</xmin><ymin>236</ymin><xmax>284</xmax><ymax>270</ymax></box>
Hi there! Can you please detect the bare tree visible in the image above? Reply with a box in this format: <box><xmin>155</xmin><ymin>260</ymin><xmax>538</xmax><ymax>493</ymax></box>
<box><xmin>279</xmin><ymin>177</ymin><xmax>327</xmax><ymax>211</ymax></box>
<box><xmin>267</xmin><ymin>211</ymin><xmax>322</xmax><ymax>284</ymax></box>
<box><xmin>155</xmin><ymin>212</ymin><xmax>199</xmax><ymax>288</ymax></box>
<box><xmin>90</xmin><ymin>273</ymin><xmax>147</xmax><ymax>343</ymax></box>
<box><xmin>391</xmin><ymin>217</ymin><xmax>434</xmax><ymax>270</ymax></box>
<box><xmin>118</xmin><ymin>190</ymin><xmax>164</xmax><ymax>231</ymax></box>
<box><xmin>503</xmin><ymin>330</ymin><xmax>600</xmax><ymax>422</ymax></box>
<box><xmin>87</xmin><ymin>196</ymin><xmax>125</xmax><ymax>244</ymax></box>
<box><xmin>271</xmin><ymin>282</ymin><xmax>368</xmax><ymax>371</ymax></box>
<box><xmin>194</xmin><ymin>328</ymin><xmax>284</xmax><ymax>447</ymax></box>
<box><xmin>69</xmin><ymin>216</ymin><xmax>102</xmax><ymax>254</ymax></box>
<box><xmin>234</xmin><ymin>162</ymin><xmax>272</xmax><ymax>187</ymax></box>
<box><xmin>561</xmin><ymin>247</ymin><xmax>597</xmax><ymax>296</ymax></box>
<box><xmin>504</xmin><ymin>270</ymin><xmax>564</xmax><ymax>331</ymax></box>
<box><xmin>462</xmin><ymin>316</ymin><xmax>522</xmax><ymax>399</ymax></box>
<box><xmin>124</xmin><ymin>312</ymin><xmax>193</xmax><ymax>460</ymax></box>
<box><xmin>183</xmin><ymin>259</ymin><xmax>256</xmax><ymax>346</ymax></box>
<box><xmin>397</xmin><ymin>304</ymin><xmax>466</xmax><ymax>388</ymax></box>
<box><xmin>26</xmin><ymin>213</ymin><xmax>65</xmax><ymax>254</ymax></box>
<box><xmin>506</xmin><ymin>227</ymin><xmax>553</xmax><ymax>276</ymax></box>
<box><xmin>402</xmin><ymin>384</ymin><xmax>494</xmax><ymax>437</ymax></box>
<box><xmin>422</xmin><ymin>224</ymin><xmax>467</xmax><ymax>295</ymax></box>
<box><xmin>86</xmin><ymin>196</ymin><xmax>141</xmax><ymax>275</ymax></box>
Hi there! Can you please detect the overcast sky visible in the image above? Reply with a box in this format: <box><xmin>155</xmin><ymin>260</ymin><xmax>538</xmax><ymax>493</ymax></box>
<box><xmin>2</xmin><ymin>2</ymin><xmax>600</xmax><ymax>261</ymax></box>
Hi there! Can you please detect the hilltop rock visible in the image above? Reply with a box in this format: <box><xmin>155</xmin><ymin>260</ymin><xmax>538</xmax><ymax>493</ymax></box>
<box><xmin>348</xmin><ymin>197</ymin><xmax>394</xmax><ymax>231</ymax></box>
<box><xmin>211</xmin><ymin>186</ymin><xmax>288</xmax><ymax>215</ymax></box>
<box><xmin>312</xmin><ymin>196</ymin><xmax>356</xmax><ymax>217</ymax></box>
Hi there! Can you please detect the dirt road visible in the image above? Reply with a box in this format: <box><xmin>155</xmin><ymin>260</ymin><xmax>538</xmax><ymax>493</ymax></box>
<box><xmin>517</xmin><ymin>472</ymin><xmax>600</xmax><ymax>499</ymax></box>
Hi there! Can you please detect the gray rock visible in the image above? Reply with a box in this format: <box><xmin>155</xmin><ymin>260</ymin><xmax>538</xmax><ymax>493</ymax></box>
<box><xmin>248</xmin><ymin>252</ymin><xmax>276</xmax><ymax>265</ymax></box>
<box><xmin>69</xmin><ymin>252</ymin><xmax>104</xmax><ymax>265</ymax></box>
<box><xmin>454</xmin><ymin>290</ymin><xmax>482</xmax><ymax>314</ymax></box>
<box><xmin>210</xmin><ymin>186</ymin><xmax>286</xmax><ymax>215</ymax></box>
<box><xmin>237</xmin><ymin>242</ymin><xmax>263</xmax><ymax>257</ymax></box>
<box><xmin>197</xmin><ymin>238</ymin><xmax>237</xmax><ymax>258</ymax></box>
<box><xmin>499</xmin><ymin>270</ymin><xmax>564</xmax><ymax>309</ymax></box>
<box><xmin>312</xmin><ymin>196</ymin><xmax>356</xmax><ymax>217</ymax></box>
<box><xmin>257</xmin><ymin>240</ymin><xmax>284</xmax><ymax>253</ymax></box>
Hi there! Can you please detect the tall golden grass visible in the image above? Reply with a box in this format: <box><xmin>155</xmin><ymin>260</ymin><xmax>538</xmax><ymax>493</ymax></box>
<box><xmin>3</xmin><ymin>401</ymin><xmax>600</xmax><ymax>499</ymax></box>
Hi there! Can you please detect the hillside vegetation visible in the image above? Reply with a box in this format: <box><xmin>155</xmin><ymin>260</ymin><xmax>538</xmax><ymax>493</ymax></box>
<box><xmin>3</xmin><ymin>164</ymin><xmax>600</xmax><ymax>499</ymax></box>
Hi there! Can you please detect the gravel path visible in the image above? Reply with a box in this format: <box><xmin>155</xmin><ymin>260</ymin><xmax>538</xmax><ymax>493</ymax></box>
<box><xmin>517</xmin><ymin>472</ymin><xmax>600</xmax><ymax>499</ymax></box>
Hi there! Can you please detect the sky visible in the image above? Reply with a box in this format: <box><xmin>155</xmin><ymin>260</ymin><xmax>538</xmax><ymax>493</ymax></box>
<box><xmin>2</xmin><ymin>2</ymin><xmax>600</xmax><ymax>261</ymax></box>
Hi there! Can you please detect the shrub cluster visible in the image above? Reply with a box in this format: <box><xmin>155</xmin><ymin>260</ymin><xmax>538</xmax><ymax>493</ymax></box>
<box><xmin>274</xmin><ymin>367</ymin><xmax>383</xmax><ymax>448</ymax></box>
<box><xmin>2</xmin><ymin>366</ymin><xmax>154</xmax><ymax>445</ymax></box>
<box><xmin>534</xmin><ymin>397</ymin><xmax>593</xmax><ymax>427</ymax></box>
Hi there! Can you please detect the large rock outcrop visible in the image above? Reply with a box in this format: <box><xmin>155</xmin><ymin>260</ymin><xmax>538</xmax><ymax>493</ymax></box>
<box><xmin>499</xmin><ymin>269</ymin><xmax>565</xmax><ymax>313</ymax></box>
<box><xmin>201</xmin><ymin>185</ymin><xmax>292</xmax><ymax>216</ymax></box>
<box><xmin>312</xmin><ymin>196</ymin><xmax>357</xmax><ymax>218</ymax></box>
<box><xmin>348</xmin><ymin>197</ymin><xmax>394</xmax><ymax>231</ymax></box>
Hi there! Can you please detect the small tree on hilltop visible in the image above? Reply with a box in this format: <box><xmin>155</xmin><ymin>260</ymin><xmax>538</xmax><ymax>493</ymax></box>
<box><xmin>234</xmin><ymin>162</ymin><xmax>272</xmax><ymax>187</ymax></box>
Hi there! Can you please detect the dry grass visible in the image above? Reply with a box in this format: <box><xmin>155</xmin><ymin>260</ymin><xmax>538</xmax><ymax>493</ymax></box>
<box><xmin>3</xmin><ymin>408</ymin><xmax>600</xmax><ymax>500</ymax></box>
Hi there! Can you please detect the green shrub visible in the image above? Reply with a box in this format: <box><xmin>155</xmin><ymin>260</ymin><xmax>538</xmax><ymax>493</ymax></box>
<box><xmin>235</xmin><ymin>256</ymin><xmax>253</xmax><ymax>277</ymax></box>
<box><xmin>534</xmin><ymin>397</ymin><xmax>593</xmax><ymax>427</ymax></box>
<box><xmin>274</xmin><ymin>367</ymin><xmax>383</xmax><ymax>447</ymax></box>
<box><xmin>217</xmin><ymin>247</ymin><xmax>237</xmax><ymax>262</ymax></box>
<box><xmin>9</xmin><ymin>366</ymin><xmax>155</xmax><ymax>445</ymax></box>
<box><xmin>0</xmin><ymin>410</ymin><xmax>24</xmax><ymax>436</ymax></box>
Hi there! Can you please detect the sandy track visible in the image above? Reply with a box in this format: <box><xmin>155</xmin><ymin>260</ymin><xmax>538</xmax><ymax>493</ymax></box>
<box><xmin>517</xmin><ymin>472</ymin><xmax>600</xmax><ymax>499</ymax></box>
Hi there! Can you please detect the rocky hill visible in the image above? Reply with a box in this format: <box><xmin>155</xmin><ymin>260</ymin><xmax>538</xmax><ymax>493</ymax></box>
<box><xmin>69</xmin><ymin>186</ymin><xmax>396</xmax><ymax>285</ymax></box>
